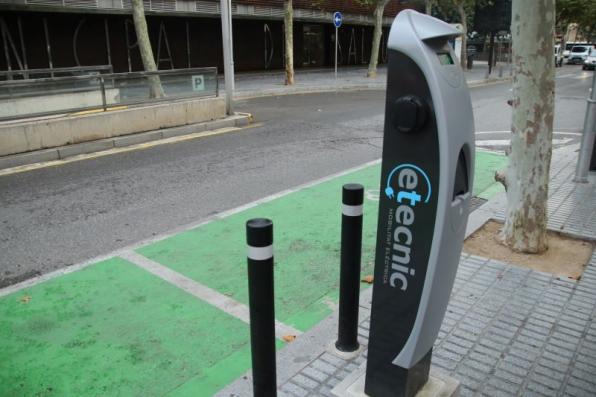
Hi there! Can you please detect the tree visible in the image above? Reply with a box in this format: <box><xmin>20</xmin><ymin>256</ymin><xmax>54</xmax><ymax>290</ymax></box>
<box><xmin>434</xmin><ymin>0</ymin><xmax>484</xmax><ymax>69</ymax></box>
<box><xmin>426</xmin><ymin>0</ymin><xmax>436</xmax><ymax>14</ymax></box>
<box><xmin>452</xmin><ymin>0</ymin><xmax>469</xmax><ymax>69</ymax></box>
<box><xmin>357</xmin><ymin>0</ymin><xmax>391</xmax><ymax>78</ymax></box>
<box><xmin>131</xmin><ymin>0</ymin><xmax>164</xmax><ymax>98</ymax></box>
<box><xmin>284</xmin><ymin>0</ymin><xmax>295</xmax><ymax>85</ymax></box>
<box><xmin>499</xmin><ymin>0</ymin><xmax>555</xmax><ymax>253</ymax></box>
<box><xmin>556</xmin><ymin>0</ymin><xmax>596</xmax><ymax>43</ymax></box>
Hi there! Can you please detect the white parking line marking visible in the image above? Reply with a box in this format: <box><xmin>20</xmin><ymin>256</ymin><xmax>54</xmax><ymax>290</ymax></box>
<box><xmin>476</xmin><ymin>138</ymin><xmax>572</xmax><ymax>146</ymax></box>
<box><xmin>120</xmin><ymin>251</ymin><xmax>303</xmax><ymax>339</ymax></box>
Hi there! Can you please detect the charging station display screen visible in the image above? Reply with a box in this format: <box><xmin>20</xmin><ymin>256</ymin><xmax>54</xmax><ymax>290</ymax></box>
<box><xmin>437</xmin><ymin>52</ymin><xmax>454</xmax><ymax>65</ymax></box>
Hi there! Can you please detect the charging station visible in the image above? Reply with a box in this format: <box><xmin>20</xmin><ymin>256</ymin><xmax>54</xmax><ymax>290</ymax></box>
<box><xmin>363</xmin><ymin>10</ymin><xmax>475</xmax><ymax>396</ymax></box>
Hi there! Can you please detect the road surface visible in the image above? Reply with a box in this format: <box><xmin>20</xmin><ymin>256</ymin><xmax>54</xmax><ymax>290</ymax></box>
<box><xmin>0</xmin><ymin>65</ymin><xmax>591</xmax><ymax>287</ymax></box>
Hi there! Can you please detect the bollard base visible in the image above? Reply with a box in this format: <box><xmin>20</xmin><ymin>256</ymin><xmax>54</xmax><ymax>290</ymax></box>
<box><xmin>328</xmin><ymin>341</ymin><xmax>364</xmax><ymax>360</ymax></box>
<box><xmin>331</xmin><ymin>364</ymin><xmax>459</xmax><ymax>397</ymax></box>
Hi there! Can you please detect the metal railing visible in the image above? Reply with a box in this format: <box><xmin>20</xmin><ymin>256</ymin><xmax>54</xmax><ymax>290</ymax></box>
<box><xmin>0</xmin><ymin>65</ymin><xmax>114</xmax><ymax>81</ymax></box>
<box><xmin>0</xmin><ymin>67</ymin><xmax>218</xmax><ymax>121</ymax></box>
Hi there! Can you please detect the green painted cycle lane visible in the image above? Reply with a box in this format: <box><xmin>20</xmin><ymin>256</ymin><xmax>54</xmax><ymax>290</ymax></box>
<box><xmin>0</xmin><ymin>257</ymin><xmax>253</xmax><ymax>397</ymax></box>
<box><xmin>137</xmin><ymin>150</ymin><xmax>507</xmax><ymax>333</ymax></box>
<box><xmin>474</xmin><ymin>150</ymin><xmax>508</xmax><ymax>199</ymax></box>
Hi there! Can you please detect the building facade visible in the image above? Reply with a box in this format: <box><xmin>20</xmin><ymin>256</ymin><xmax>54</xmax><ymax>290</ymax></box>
<box><xmin>0</xmin><ymin>0</ymin><xmax>415</xmax><ymax>74</ymax></box>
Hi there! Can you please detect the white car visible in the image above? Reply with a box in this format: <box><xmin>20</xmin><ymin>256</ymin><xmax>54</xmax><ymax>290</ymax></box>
<box><xmin>583</xmin><ymin>47</ymin><xmax>596</xmax><ymax>70</ymax></box>
<box><xmin>568</xmin><ymin>45</ymin><xmax>592</xmax><ymax>64</ymax></box>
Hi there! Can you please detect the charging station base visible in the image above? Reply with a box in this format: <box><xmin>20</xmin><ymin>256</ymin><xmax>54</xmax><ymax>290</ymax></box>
<box><xmin>331</xmin><ymin>364</ymin><xmax>460</xmax><ymax>397</ymax></box>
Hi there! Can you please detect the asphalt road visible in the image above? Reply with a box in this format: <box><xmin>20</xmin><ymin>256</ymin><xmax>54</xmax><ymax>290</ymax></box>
<box><xmin>0</xmin><ymin>65</ymin><xmax>592</xmax><ymax>287</ymax></box>
<box><xmin>472</xmin><ymin>65</ymin><xmax>592</xmax><ymax>151</ymax></box>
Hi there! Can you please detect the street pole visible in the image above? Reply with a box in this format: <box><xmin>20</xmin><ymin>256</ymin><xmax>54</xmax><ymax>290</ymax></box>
<box><xmin>335</xmin><ymin>26</ymin><xmax>338</xmax><ymax>82</ymax></box>
<box><xmin>220</xmin><ymin>0</ymin><xmax>235</xmax><ymax>115</ymax></box>
<box><xmin>574</xmin><ymin>71</ymin><xmax>596</xmax><ymax>183</ymax></box>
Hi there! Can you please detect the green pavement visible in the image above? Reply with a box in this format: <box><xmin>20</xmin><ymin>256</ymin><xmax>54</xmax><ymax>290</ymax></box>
<box><xmin>0</xmin><ymin>258</ymin><xmax>252</xmax><ymax>397</ymax></box>
<box><xmin>0</xmin><ymin>151</ymin><xmax>506</xmax><ymax>397</ymax></box>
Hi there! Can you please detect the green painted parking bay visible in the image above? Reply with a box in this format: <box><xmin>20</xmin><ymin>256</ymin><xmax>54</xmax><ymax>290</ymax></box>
<box><xmin>137</xmin><ymin>164</ymin><xmax>381</xmax><ymax>332</ymax></box>
<box><xmin>137</xmin><ymin>150</ymin><xmax>506</xmax><ymax>332</ymax></box>
<box><xmin>0</xmin><ymin>257</ymin><xmax>253</xmax><ymax>397</ymax></box>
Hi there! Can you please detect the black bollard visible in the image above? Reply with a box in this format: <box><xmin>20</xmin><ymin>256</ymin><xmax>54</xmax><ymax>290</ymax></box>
<box><xmin>335</xmin><ymin>184</ymin><xmax>364</xmax><ymax>353</ymax></box>
<box><xmin>246</xmin><ymin>218</ymin><xmax>277</xmax><ymax>397</ymax></box>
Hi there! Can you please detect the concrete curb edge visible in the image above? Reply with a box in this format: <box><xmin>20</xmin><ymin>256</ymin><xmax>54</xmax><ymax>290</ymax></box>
<box><xmin>0</xmin><ymin>113</ymin><xmax>251</xmax><ymax>172</ymax></box>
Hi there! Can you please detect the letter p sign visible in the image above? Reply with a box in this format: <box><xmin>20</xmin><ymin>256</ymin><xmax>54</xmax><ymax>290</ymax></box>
<box><xmin>192</xmin><ymin>75</ymin><xmax>205</xmax><ymax>92</ymax></box>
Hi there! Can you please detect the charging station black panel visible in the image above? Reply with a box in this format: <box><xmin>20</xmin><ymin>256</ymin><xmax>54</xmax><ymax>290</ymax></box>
<box><xmin>365</xmin><ymin>48</ymin><xmax>440</xmax><ymax>396</ymax></box>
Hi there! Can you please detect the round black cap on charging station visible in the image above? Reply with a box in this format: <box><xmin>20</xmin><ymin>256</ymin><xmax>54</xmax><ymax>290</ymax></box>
<box><xmin>246</xmin><ymin>218</ymin><xmax>273</xmax><ymax>247</ymax></box>
<box><xmin>392</xmin><ymin>95</ymin><xmax>429</xmax><ymax>134</ymax></box>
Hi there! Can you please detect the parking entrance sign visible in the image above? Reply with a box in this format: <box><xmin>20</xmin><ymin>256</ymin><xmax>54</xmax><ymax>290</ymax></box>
<box><xmin>192</xmin><ymin>75</ymin><xmax>205</xmax><ymax>91</ymax></box>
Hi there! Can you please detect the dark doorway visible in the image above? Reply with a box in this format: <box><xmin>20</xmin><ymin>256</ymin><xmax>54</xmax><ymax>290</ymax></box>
<box><xmin>302</xmin><ymin>24</ymin><xmax>324</xmax><ymax>67</ymax></box>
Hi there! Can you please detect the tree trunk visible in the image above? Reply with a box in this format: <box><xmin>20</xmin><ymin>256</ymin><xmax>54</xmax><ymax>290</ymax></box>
<box><xmin>456</xmin><ymin>3</ymin><xmax>467</xmax><ymax>70</ymax></box>
<box><xmin>367</xmin><ymin>0</ymin><xmax>389</xmax><ymax>78</ymax></box>
<box><xmin>488</xmin><ymin>32</ymin><xmax>495</xmax><ymax>74</ymax></box>
<box><xmin>501</xmin><ymin>0</ymin><xmax>555</xmax><ymax>254</ymax></box>
<box><xmin>284</xmin><ymin>0</ymin><xmax>294</xmax><ymax>85</ymax></box>
<box><xmin>425</xmin><ymin>0</ymin><xmax>433</xmax><ymax>15</ymax></box>
<box><xmin>131</xmin><ymin>0</ymin><xmax>164</xmax><ymax>98</ymax></box>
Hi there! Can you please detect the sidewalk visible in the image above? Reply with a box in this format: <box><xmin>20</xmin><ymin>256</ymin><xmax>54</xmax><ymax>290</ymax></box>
<box><xmin>230</xmin><ymin>61</ymin><xmax>509</xmax><ymax>99</ymax></box>
<box><xmin>217</xmin><ymin>145</ymin><xmax>596</xmax><ymax>397</ymax></box>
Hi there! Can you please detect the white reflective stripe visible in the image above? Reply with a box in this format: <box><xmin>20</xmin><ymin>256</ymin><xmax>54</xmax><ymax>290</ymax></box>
<box><xmin>342</xmin><ymin>204</ymin><xmax>363</xmax><ymax>217</ymax></box>
<box><xmin>248</xmin><ymin>245</ymin><xmax>273</xmax><ymax>260</ymax></box>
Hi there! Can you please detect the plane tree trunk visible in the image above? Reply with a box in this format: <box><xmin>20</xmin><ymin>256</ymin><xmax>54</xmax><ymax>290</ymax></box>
<box><xmin>500</xmin><ymin>0</ymin><xmax>555</xmax><ymax>253</ymax></box>
<box><xmin>425</xmin><ymin>0</ymin><xmax>433</xmax><ymax>15</ymax></box>
<box><xmin>367</xmin><ymin>0</ymin><xmax>390</xmax><ymax>78</ymax></box>
<box><xmin>284</xmin><ymin>0</ymin><xmax>295</xmax><ymax>85</ymax></box>
<box><xmin>132</xmin><ymin>0</ymin><xmax>164</xmax><ymax>98</ymax></box>
<box><xmin>456</xmin><ymin>3</ymin><xmax>468</xmax><ymax>70</ymax></box>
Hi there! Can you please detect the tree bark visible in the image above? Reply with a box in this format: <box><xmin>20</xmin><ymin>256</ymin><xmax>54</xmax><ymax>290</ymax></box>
<box><xmin>488</xmin><ymin>32</ymin><xmax>495</xmax><ymax>74</ymax></box>
<box><xmin>284</xmin><ymin>0</ymin><xmax>294</xmax><ymax>85</ymax></box>
<box><xmin>132</xmin><ymin>0</ymin><xmax>164</xmax><ymax>98</ymax></box>
<box><xmin>456</xmin><ymin>3</ymin><xmax>468</xmax><ymax>70</ymax></box>
<box><xmin>367</xmin><ymin>0</ymin><xmax>389</xmax><ymax>78</ymax></box>
<box><xmin>425</xmin><ymin>0</ymin><xmax>433</xmax><ymax>15</ymax></box>
<box><xmin>501</xmin><ymin>0</ymin><xmax>555</xmax><ymax>254</ymax></box>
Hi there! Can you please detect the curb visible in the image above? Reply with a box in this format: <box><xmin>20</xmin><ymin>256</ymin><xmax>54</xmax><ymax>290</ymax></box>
<box><xmin>0</xmin><ymin>114</ymin><xmax>251</xmax><ymax>172</ymax></box>
<box><xmin>234</xmin><ymin>76</ymin><xmax>511</xmax><ymax>100</ymax></box>
<box><xmin>234</xmin><ymin>83</ymin><xmax>386</xmax><ymax>100</ymax></box>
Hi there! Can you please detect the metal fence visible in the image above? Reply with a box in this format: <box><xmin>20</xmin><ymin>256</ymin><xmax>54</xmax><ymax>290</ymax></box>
<box><xmin>0</xmin><ymin>67</ymin><xmax>218</xmax><ymax>121</ymax></box>
<box><xmin>0</xmin><ymin>65</ymin><xmax>114</xmax><ymax>81</ymax></box>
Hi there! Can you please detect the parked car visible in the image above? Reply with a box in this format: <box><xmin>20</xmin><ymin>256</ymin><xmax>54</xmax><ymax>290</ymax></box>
<box><xmin>568</xmin><ymin>45</ymin><xmax>592</xmax><ymax>64</ymax></box>
<box><xmin>583</xmin><ymin>47</ymin><xmax>596</xmax><ymax>70</ymax></box>
<box><xmin>554</xmin><ymin>44</ymin><xmax>564</xmax><ymax>67</ymax></box>
<box><xmin>564</xmin><ymin>42</ymin><xmax>590</xmax><ymax>61</ymax></box>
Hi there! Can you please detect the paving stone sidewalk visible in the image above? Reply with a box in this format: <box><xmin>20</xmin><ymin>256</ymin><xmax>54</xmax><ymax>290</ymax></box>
<box><xmin>229</xmin><ymin>61</ymin><xmax>508</xmax><ymax>99</ymax></box>
<box><xmin>216</xmin><ymin>145</ymin><xmax>596</xmax><ymax>397</ymax></box>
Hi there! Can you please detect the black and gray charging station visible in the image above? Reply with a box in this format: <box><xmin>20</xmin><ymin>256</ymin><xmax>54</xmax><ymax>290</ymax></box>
<box><xmin>243</xmin><ymin>10</ymin><xmax>476</xmax><ymax>397</ymax></box>
<box><xmin>363</xmin><ymin>10</ymin><xmax>475</xmax><ymax>397</ymax></box>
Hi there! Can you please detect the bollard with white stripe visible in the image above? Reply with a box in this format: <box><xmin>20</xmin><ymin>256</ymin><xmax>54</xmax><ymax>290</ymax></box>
<box><xmin>335</xmin><ymin>184</ymin><xmax>364</xmax><ymax>353</ymax></box>
<box><xmin>246</xmin><ymin>218</ymin><xmax>277</xmax><ymax>397</ymax></box>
